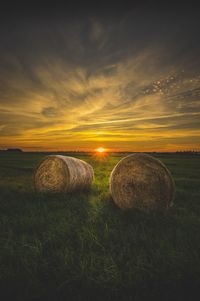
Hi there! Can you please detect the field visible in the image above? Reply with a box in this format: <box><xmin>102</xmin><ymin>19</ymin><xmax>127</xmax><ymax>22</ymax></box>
<box><xmin>0</xmin><ymin>152</ymin><xmax>200</xmax><ymax>300</ymax></box>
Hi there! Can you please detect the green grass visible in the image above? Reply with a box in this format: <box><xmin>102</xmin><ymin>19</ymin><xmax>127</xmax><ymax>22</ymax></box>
<box><xmin>0</xmin><ymin>152</ymin><xmax>200</xmax><ymax>301</ymax></box>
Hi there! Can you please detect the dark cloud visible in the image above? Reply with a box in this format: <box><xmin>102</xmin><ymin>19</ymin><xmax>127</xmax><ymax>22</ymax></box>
<box><xmin>41</xmin><ymin>107</ymin><xmax>58</xmax><ymax>117</ymax></box>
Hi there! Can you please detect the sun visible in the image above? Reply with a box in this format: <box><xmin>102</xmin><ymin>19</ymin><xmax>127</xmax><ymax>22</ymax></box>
<box><xmin>96</xmin><ymin>147</ymin><xmax>106</xmax><ymax>153</ymax></box>
<box><xmin>94</xmin><ymin>147</ymin><xmax>109</xmax><ymax>160</ymax></box>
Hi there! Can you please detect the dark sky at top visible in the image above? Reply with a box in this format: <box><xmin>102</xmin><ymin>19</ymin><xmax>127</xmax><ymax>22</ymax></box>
<box><xmin>0</xmin><ymin>1</ymin><xmax>200</xmax><ymax>151</ymax></box>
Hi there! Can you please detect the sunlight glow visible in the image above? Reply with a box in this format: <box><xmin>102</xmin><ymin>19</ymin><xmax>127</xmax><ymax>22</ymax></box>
<box><xmin>96</xmin><ymin>147</ymin><xmax>106</xmax><ymax>153</ymax></box>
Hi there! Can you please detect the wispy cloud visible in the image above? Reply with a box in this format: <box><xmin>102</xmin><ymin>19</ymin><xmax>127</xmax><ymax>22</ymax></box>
<box><xmin>0</xmin><ymin>13</ymin><xmax>200</xmax><ymax>151</ymax></box>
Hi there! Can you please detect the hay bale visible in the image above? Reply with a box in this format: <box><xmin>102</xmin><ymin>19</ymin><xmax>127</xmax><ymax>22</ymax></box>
<box><xmin>34</xmin><ymin>155</ymin><xmax>94</xmax><ymax>193</ymax></box>
<box><xmin>109</xmin><ymin>153</ymin><xmax>175</xmax><ymax>210</ymax></box>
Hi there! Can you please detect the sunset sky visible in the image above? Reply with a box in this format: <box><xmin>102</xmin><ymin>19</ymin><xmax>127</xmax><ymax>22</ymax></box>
<box><xmin>0</xmin><ymin>3</ymin><xmax>199</xmax><ymax>151</ymax></box>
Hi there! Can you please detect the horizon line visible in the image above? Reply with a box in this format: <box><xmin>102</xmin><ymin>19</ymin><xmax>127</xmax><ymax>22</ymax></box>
<box><xmin>1</xmin><ymin>149</ymin><xmax>200</xmax><ymax>154</ymax></box>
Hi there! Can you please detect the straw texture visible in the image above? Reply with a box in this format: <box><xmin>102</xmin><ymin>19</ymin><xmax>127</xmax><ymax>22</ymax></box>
<box><xmin>34</xmin><ymin>155</ymin><xmax>94</xmax><ymax>193</ymax></box>
<box><xmin>109</xmin><ymin>153</ymin><xmax>175</xmax><ymax>210</ymax></box>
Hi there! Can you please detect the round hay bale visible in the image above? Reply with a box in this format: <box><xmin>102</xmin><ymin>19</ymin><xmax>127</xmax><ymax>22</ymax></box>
<box><xmin>34</xmin><ymin>155</ymin><xmax>94</xmax><ymax>193</ymax></box>
<box><xmin>109</xmin><ymin>153</ymin><xmax>175</xmax><ymax>210</ymax></box>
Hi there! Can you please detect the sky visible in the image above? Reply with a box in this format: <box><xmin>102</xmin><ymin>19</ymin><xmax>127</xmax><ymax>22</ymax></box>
<box><xmin>0</xmin><ymin>3</ymin><xmax>200</xmax><ymax>151</ymax></box>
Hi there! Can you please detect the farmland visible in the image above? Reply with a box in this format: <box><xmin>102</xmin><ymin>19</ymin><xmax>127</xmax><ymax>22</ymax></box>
<box><xmin>0</xmin><ymin>152</ymin><xmax>200</xmax><ymax>300</ymax></box>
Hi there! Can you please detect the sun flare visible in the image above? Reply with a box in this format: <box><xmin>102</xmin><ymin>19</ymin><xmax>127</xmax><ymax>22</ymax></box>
<box><xmin>96</xmin><ymin>147</ymin><xmax>106</xmax><ymax>153</ymax></box>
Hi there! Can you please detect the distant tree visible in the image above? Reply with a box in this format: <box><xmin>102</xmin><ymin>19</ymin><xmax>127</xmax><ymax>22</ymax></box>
<box><xmin>6</xmin><ymin>148</ymin><xmax>23</xmax><ymax>152</ymax></box>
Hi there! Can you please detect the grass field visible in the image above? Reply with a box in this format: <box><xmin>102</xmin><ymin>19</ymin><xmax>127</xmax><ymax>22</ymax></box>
<box><xmin>0</xmin><ymin>152</ymin><xmax>200</xmax><ymax>300</ymax></box>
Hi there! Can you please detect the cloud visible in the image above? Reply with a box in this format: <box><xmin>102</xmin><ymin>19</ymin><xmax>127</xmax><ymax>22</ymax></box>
<box><xmin>0</xmin><ymin>11</ymin><xmax>199</xmax><ymax>151</ymax></box>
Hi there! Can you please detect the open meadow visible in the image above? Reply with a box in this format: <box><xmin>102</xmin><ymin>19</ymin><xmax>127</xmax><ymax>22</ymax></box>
<box><xmin>0</xmin><ymin>152</ymin><xmax>200</xmax><ymax>300</ymax></box>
